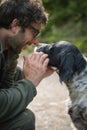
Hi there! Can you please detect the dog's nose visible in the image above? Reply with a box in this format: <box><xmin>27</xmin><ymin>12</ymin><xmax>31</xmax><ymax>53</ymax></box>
<box><xmin>34</xmin><ymin>43</ymin><xmax>48</xmax><ymax>52</ymax></box>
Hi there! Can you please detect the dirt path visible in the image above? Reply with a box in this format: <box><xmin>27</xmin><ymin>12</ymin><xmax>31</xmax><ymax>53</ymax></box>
<box><xmin>28</xmin><ymin>72</ymin><xmax>76</xmax><ymax>130</ymax></box>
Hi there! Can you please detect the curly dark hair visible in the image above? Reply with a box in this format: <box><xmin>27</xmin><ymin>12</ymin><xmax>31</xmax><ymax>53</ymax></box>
<box><xmin>0</xmin><ymin>0</ymin><xmax>48</xmax><ymax>29</ymax></box>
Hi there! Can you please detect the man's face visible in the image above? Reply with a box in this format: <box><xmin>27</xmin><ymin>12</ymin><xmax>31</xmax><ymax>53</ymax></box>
<box><xmin>6</xmin><ymin>23</ymin><xmax>41</xmax><ymax>53</ymax></box>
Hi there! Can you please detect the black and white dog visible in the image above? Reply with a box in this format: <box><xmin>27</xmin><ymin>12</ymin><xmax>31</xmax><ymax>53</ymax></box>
<box><xmin>36</xmin><ymin>41</ymin><xmax>87</xmax><ymax>130</ymax></box>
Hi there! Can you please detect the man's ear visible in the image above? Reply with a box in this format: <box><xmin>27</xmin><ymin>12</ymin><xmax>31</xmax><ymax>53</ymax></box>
<box><xmin>10</xmin><ymin>19</ymin><xmax>19</xmax><ymax>34</ymax></box>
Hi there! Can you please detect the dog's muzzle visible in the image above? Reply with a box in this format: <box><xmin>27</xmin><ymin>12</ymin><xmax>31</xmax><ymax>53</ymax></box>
<box><xmin>34</xmin><ymin>43</ymin><xmax>48</xmax><ymax>52</ymax></box>
<box><xmin>34</xmin><ymin>43</ymin><xmax>57</xmax><ymax>71</ymax></box>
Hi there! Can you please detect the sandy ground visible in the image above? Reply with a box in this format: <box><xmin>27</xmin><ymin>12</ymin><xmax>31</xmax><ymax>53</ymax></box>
<box><xmin>27</xmin><ymin>72</ymin><xmax>76</xmax><ymax>130</ymax></box>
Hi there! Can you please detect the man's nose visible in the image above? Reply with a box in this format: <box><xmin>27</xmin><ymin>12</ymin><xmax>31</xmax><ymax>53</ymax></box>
<box><xmin>31</xmin><ymin>38</ymin><xmax>39</xmax><ymax>46</ymax></box>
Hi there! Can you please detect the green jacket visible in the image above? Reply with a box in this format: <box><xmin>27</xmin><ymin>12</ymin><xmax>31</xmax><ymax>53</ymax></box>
<box><xmin>0</xmin><ymin>40</ymin><xmax>37</xmax><ymax>123</ymax></box>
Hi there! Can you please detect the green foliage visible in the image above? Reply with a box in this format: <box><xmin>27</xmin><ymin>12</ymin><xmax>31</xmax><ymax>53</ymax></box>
<box><xmin>21</xmin><ymin>45</ymin><xmax>34</xmax><ymax>55</ymax></box>
<box><xmin>43</xmin><ymin>0</ymin><xmax>87</xmax><ymax>25</ymax></box>
<box><xmin>39</xmin><ymin>0</ymin><xmax>87</xmax><ymax>53</ymax></box>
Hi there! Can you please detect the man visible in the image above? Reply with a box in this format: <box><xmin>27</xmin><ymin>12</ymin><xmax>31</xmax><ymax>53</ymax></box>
<box><xmin>0</xmin><ymin>0</ymin><xmax>53</xmax><ymax>130</ymax></box>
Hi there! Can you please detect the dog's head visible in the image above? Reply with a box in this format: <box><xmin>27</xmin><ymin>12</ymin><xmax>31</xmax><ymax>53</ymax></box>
<box><xmin>36</xmin><ymin>41</ymin><xmax>86</xmax><ymax>82</ymax></box>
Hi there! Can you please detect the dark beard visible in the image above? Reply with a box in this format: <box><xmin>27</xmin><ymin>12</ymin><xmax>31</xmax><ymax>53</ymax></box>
<box><xmin>5</xmin><ymin>33</ymin><xmax>25</xmax><ymax>54</ymax></box>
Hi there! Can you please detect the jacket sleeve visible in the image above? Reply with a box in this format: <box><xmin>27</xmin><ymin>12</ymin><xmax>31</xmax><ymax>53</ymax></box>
<box><xmin>0</xmin><ymin>79</ymin><xmax>37</xmax><ymax>123</ymax></box>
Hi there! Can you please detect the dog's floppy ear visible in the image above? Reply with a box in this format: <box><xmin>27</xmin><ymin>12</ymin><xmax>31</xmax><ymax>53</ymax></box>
<box><xmin>58</xmin><ymin>53</ymin><xmax>75</xmax><ymax>82</ymax></box>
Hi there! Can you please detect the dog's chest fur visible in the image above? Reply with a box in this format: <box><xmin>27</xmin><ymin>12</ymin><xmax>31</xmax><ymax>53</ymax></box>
<box><xmin>66</xmin><ymin>58</ymin><xmax>87</xmax><ymax>104</ymax></box>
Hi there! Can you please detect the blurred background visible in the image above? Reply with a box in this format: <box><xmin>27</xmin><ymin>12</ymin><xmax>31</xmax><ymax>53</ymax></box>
<box><xmin>22</xmin><ymin>0</ymin><xmax>87</xmax><ymax>54</ymax></box>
